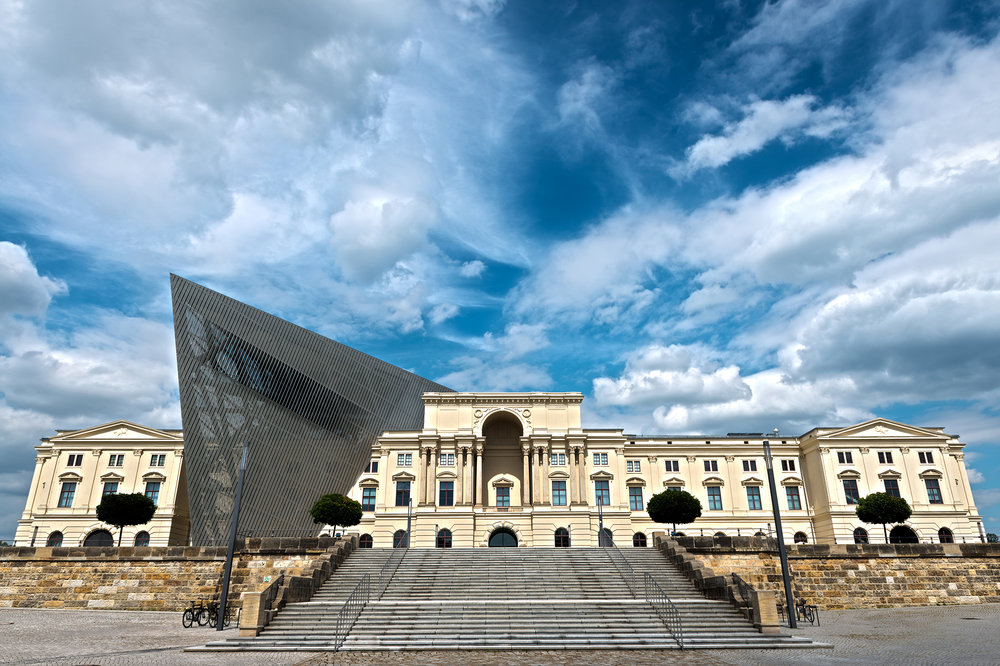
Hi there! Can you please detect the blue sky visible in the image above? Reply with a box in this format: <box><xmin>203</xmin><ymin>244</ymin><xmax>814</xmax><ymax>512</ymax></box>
<box><xmin>2</xmin><ymin>0</ymin><xmax>1000</xmax><ymax>539</ymax></box>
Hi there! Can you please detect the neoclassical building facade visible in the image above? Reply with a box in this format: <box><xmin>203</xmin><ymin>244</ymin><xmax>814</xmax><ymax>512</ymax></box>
<box><xmin>344</xmin><ymin>392</ymin><xmax>986</xmax><ymax>548</ymax></box>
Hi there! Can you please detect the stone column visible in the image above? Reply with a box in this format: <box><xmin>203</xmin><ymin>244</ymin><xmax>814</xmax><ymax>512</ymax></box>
<box><xmin>531</xmin><ymin>447</ymin><xmax>541</xmax><ymax>504</ymax></box>
<box><xmin>522</xmin><ymin>446</ymin><xmax>531</xmax><ymax>506</ymax></box>
<box><xmin>458</xmin><ymin>447</ymin><xmax>467</xmax><ymax>505</ymax></box>
<box><xmin>418</xmin><ymin>447</ymin><xmax>428</xmax><ymax>506</ymax></box>
<box><xmin>542</xmin><ymin>445</ymin><xmax>551</xmax><ymax>504</ymax></box>
<box><xmin>427</xmin><ymin>447</ymin><xmax>437</xmax><ymax>505</ymax></box>
<box><xmin>578</xmin><ymin>447</ymin><xmax>588</xmax><ymax>504</ymax></box>
<box><xmin>474</xmin><ymin>445</ymin><xmax>484</xmax><ymax>507</ymax></box>
<box><xmin>568</xmin><ymin>447</ymin><xmax>578</xmax><ymax>505</ymax></box>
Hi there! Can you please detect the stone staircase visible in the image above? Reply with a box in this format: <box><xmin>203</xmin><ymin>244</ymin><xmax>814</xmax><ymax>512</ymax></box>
<box><xmin>196</xmin><ymin>546</ymin><xmax>823</xmax><ymax>652</ymax></box>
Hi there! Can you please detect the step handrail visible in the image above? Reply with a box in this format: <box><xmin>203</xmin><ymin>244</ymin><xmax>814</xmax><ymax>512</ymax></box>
<box><xmin>602</xmin><ymin>540</ymin><xmax>639</xmax><ymax>599</ymax></box>
<box><xmin>332</xmin><ymin>572</ymin><xmax>370</xmax><ymax>652</ymax></box>
<box><xmin>644</xmin><ymin>572</ymin><xmax>684</xmax><ymax>649</ymax></box>
<box><xmin>375</xmin><ymin>541</ymin><xmax>408</xmax><ymax>599</ymax></box>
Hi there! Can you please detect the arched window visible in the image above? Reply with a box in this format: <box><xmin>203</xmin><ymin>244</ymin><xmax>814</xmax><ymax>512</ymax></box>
<box><xmin>46</xmin><ymin>531</ymin><xmax>63</xmax><ymax>547</ymax></box>
<box><xmin>673</xmin><ymin>532</ymin><xmax>686</xmax><ymax>537</ymax></box>
<box><xmin>359</xmin><ymin>534</ymin><xmax>374</xmax><ymax>548</ymax></box>
<box><xmin>133</xmin><ymin>531</ymin><xmax>150</xmax><ymax>547</ymax></box>
<box><xmin>632</xmin><ymin>532</ymin><xmax>647</xmax><ymax>548</ymax></box>
<box><xmin>793</xmin><ymin>532</ymin><xmax>808</xmax><ymax>544</ymax></box>
<box><xmin>598</xmin><ymin>528</ymin><xmax>614</xmax><ymax>547</ymax></box>
<box><xmin>489</xmin><ymin>528</ymin><xmax>517</xmax><ymax>547</ymax></box>
<box><xmin>554</xmin><ymin>528</ymin><xmax>570</xmax><ymax>547</ymax></box>
<box><xmin>392</xmin><ymin>530</ymin><xmax>408</xmax><ymax>548</ymax></box>
<box><xmin>436</xmin><ymin>528</ymin><xmax>452</xmax><ymax>548</ymax></box>
<box><xmin>853</xmin><ymin>527</ymin><xmax>869</xmax><ymax>544</ymax></box>
<box><xmin>753</xmin><ymin>531</ymin><xmax>766</xmax><ymax>537</ymax></box>
<box><xmin>714</xmin><ymin>532</ymin><xmax>726</xmax><ymax>537</ymax></box>
<box><xmin>889</xmin><ymin>525</ymin><xmax>919</xmax><ymax>544</ymax></box>
<box><xmin>938</xmin><ymin>527</ymin><xmax>954</xmax><ymax>544</ymax></box>
<box><xmin>83</xmin><ymin>530</ymin><xmax>114</xmax><ymax>547</ymax></box>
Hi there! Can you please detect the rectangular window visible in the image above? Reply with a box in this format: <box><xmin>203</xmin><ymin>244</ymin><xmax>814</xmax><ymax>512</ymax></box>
<box><xmin>102</xmin><ymin>481</ymin><xmax>119</xmax><ymax>496</ymax></box>
<box><xmin>362</xmin><ymin>487</ymin><xmax>376</xmax><ymax>511</ymax></box>
<box><xmin>108</xmin><ymin>454</ymin><xmax>125</xmax><ymax>467</ymax></box>
<box><xmin>592</xmin><ymin>453</ymin><xmax>608</xmax><ymax>466</ymax></box>
<box><xmin>629</xmin><ymin>486</ymin><xmax>644</xmax><ymax>511</ymax></box>
<box><xmin>150</xmin><ymin>454</ymin><xmax>166</xmax><ymax>467</ymax></box>
<box><xmin>746</xmin><ymin>486</ymin><xmax>763</xmax><ymax>510</ymax></box>
<box><xmin>877</xmin><ymin>451</ymin><xmax>894</xmax><ymax>465</ymax></box>
<box><xmin>786</xmin><ymin>486</ymin><xmax>802</xmax><ymax>510</ymax></box>
<box><xmin>549</xmin><ymin>453</ymin><xmax>566</xmax><ymax>466</ymax></box>
<box><xmin>364</xmin><ymin>460</ymin><xmax>379</xmax><ymax>473</ymax></box>
<box><xmin>439</xmin><ymin>453</ymin><xmax>455</xmax><ymax>466</ymax></box>
<box><xmin>626</xmin><ymin>460</ymin><xmax>641</xmax><ymax>473</ymax></box>
<box><xmin>439</xmin><ymin>481</ymin><xmax>454</xmax><ymax>507</ymax></box>
<box><xmin>742</xmin><ymin>460</ymin><xmax>757</xmax><ymax>472</ymax></box>
<box><xmin>496</xmin><ymin>486</ymin><xmax>510</xmax><ymax>507</ymax></box>
<box><xmin>667</xmin><ymin>486</ymin><xmax>682</xmax><ymax>492</ymax></box>
<box><xmin>837</xmin><ymin>451</ymin><xmax>854</xmax><ymax>464</ymax></box>
<box><xmin>704</xmin><ymin>460</ymin><xmax>718</xmax><ymax>472</ymax></box>
<box><xmin>397</xmin><ymin>453</ymin><xmax>412</xmax><ymax>467</ymax></box>
<box><xmin>58</xmin><ymin>482</ymin><xmax>76</xmax><ymax>507</ymax></box>
<box><xmin>918</xmin><ymin>451</ymin><xmax>934</xmax><ymax>464</ymax></box>
<box><xmin>665</xmin><ymin>460</ymin><xmax>679</xmax><ymax>472</ymax></box>
<box><xmin>843</xmin><ymin>479</ymin><xmax>860</xmax><ymax>505</ymax></box>
<box><xmin>595</xmin><ymin>480</ymin><xmax>610</xmax><ymax>506</ymax></box>
<box><xmin>395</xmin><ymin>481</ymin><xmax>411</xmax><ymax>506</ymax></box>
<box><xmin>925</xmin><ymin>478</ymin><xmax>943</xmax><ymax>504</ymax></box>
<box><xmin>884</xmin><ymin>478</ymin><xmax>901</xmax><ymax>498</ymax></box>
<box><xmin>707</xmin><ymin>486</ymin><xmax>723</xmax><ymax>510</ymax></box>
<box><xmin>780</xmin><ymin>459</ymin><xmax>796</xmax><ymax>472</ymax></box>
<box><xmin>552</xmin><ymin>481</ymin><xmax>567</xmax><ymax>506</ymax></box>
<box><xmin>144</xmin><ymin>481</ymin><xmax>160</xmax><ymax>506</ymax></box>
<box><xmin>67</xmin><ymin>454</ymin><xmax>83</xmax><ymax>467</ymax></box>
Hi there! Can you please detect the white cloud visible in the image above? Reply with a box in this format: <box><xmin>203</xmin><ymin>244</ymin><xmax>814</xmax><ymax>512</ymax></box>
<box><xmin>0</xmin><ymin>242</ymin><xmax>66</xmax><ymax>321</ymax></box>
<box><xmin>968</xmin><ymin>468</ymin><xmax>986</xmax><ymax>484</ymax></box>
<box><xmin>557</xmin><ymin>61</ymin><xmax>617</xmax><ymax>139</ymax></box>
<box><xmin>428</xmin><ymin>303</ymin><xmax>460</xmax><ymax>325</ymax></box>
<box><xmin>439</xmin><ymin>0</ymin><xmax>506</xmax><ymax>23</ymax></box>
<box><xmin>437</xmin><ymin>357</ymin><xmax>551</xmax><ymax>392</ymax></box>
<box><xmin>459</xmin><ymin>260</ymin><xmax>486</xmax><ymax>278</ymax></box>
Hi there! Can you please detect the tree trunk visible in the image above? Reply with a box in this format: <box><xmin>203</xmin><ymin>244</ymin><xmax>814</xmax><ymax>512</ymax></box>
<box><xmin>883</xmin><ymin>524</ymin><xmax>888</xmax><ymax>543</ymax></box>
<box><xmin>117</xmin><ymin>527</ymin><xmax>123</xmax><ymax>547</ymax></box>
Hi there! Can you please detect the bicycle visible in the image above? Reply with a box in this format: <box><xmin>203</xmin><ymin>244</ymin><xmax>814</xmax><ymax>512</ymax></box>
<box><xmin>206</xmin><ymin>601</ymin><xmax>241</xmax><ymax>628</ymax></box>
<box><xmin>795</xmin><ymin>597</ymin><xmax>818</xmax><ymax>625</ymax></box>
<box><xmin>181</xmin><ymin>599</ymin><xmax>209</xmax><ymax>628</ymax></box>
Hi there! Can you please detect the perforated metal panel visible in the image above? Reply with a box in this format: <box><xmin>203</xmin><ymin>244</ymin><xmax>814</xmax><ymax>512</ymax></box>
<box><xmin>170</xmin><ymin>275</ymin><xmax>451</xmax><ymax>544</ymax></box>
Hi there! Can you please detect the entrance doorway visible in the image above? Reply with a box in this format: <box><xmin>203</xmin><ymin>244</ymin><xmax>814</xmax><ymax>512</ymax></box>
<box><xmin>889</xmin><ymin>525</ymin><xmax>919</xmax><ymax>543</ymax></box>
<box><xmin>488</xmin><ymin>527</ymin><xmax>517</xmax><ymax>547</ymax></box>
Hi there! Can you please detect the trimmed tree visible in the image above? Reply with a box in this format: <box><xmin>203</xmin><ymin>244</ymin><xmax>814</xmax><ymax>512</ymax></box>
<box><xmin>986</xmin><ymin>533</ymin><xmax>999</xmax><ymax>543</ymax></box>
<box><xmin>855</xmin><ymin>492</ymin><xmax>912</xmax><ymax>543</ymax></box>
<box><xmin>647</xmin><ymin>489</ymin><xmax>702</xmax><ymax>535</ymax></box>
<box><xmin>95</xmin><ymin>492</ymin><xmax>156</xmax><ymax>546</ymax></box>
<box><xmin>310</xmin><ymin>493</ymin><xmax>363</xmax><ymax>537</ymax></box>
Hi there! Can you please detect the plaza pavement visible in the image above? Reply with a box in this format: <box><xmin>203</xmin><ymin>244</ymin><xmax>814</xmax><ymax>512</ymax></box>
<box><xmin>2</xmin><ymin>603</ymin><xmax>999</xmax><ymax>665</ymax></box>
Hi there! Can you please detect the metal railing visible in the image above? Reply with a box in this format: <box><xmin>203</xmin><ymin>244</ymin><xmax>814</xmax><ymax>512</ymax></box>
<box><xmin>731</xmin><ymin>572</ymin><xmax>753</xmax><ymax>608</ymax></box>
<box><xmin>332</xmin><ymin>572</ymin><xmax>370</xmax><ymax>652</ymax></box>
<box><xmin>644</xmin><ymin>572</ymin><xmax>684</xmax><ymax>649</ymax></box>
<box><xmin>602</xmin><ymin>540</ymin><xmax>639</xmax><ymax>599</ymax></box>
<box><xmin>375</xmin><ymin>539</ymin><xmax>408</xmax><ymax>599</ymax></box>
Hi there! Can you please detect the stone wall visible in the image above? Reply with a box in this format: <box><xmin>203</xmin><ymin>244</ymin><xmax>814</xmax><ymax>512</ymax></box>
<box><xmin>659</xmin><ymin>535</ymin><xmax>1000</xmax><ymax>609</ymax></box>
<box><xmin>0</xmin><ymin>536</ymin><xmax>354</xmax><ymax>611</ymax></box>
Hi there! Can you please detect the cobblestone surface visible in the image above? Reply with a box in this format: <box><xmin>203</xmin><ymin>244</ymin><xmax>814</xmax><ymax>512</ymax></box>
<box><xmin>2</xmin><ymin>604</ymin><xmax>999</xmax><ymax>665</ymax></box>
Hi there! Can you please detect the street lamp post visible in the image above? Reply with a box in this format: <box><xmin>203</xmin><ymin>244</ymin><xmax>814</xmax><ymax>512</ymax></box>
<box><xmin>763</xmin><ymin>434</ymin><xmax>796</xmax><ymax>628</ymax></box>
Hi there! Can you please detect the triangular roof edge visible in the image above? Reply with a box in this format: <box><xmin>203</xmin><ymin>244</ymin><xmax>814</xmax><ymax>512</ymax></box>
<box><xmin>49</xmin><ymin>420</ymin><xmax>183</xmax><ymax>442</ymax></box>
<box><xmin>820</xmin><ymin>418</ymin><xmax>952</xmax><ymax>440</ymax></box>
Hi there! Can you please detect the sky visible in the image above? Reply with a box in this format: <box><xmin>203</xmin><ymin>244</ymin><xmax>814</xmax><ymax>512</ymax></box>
<box><xmin>1</xmin><ymin>0</ymin><xmax>999</xmax><ymax>539</ymax></box>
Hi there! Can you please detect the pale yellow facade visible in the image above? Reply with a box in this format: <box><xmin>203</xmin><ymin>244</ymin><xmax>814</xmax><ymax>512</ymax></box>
<box><xmin>14</xmin><ymin>421</ymin><xmax>188</xmax><ymax>547</ymax></box>
<box><xmin>343</xmin><ymin>392</ymin><xmax>986</xmax><ymax>547</ymax></box>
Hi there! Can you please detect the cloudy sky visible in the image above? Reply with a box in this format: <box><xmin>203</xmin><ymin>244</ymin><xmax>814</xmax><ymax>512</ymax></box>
<box><xmin>2</xmin><ymin>0</ymin><xmax>1000</xmax><ymax>539</ymax></box>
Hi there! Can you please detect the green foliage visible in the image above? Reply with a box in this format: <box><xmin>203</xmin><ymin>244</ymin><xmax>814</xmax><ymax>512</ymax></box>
<box><xmin>309</xmin><ymin>493</ymin><xmax>362</xmax><ymax>535</ymax></box>
<box><xmin>95</xmin><ymin>493</ymin><xmax>156</xmax><ymax>546</ymax></box>
<box><xmin>856</xmin><ymin>492</ymin><xmax>912</xmax><ymax>542</ymax></box>
<box><xmin>987</xmin><ymin>533</ymin><xmax>999</xmax><ymax>543</ymax></box>
<box><xmin>647</xmin><ymin>489</ymin><xmax>702</xmax><ymax>531</ymax></box>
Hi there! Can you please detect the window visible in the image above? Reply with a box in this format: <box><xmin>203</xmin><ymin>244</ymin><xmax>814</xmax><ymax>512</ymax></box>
<box><xmin>552</xmin><ymin>480</ymin><xmax>567</xmax><ymax>506</ymax></box>
<box><xmin>884</xmin><ymin>478</ymin><xmax>901</xmax><ymax>498</ymax></box>
<box><xmin>57</xmin><ymin>482</ymin><xmax>76</xmax><ymax>507</ymax></box>
<box><xmin>786</xmin><ymin>486</ymin><xmax>802</xmax><ymax>510</ymax></box>
<box><xmin>395</xmin><ymin>481</ymin><xmax>410</xmax><ymax>506</ymax></box>
<box><xmin>626</xmin><ymin>460</ymin><xmax>641</xmax><ymax>473</ymax></box>
<box><xmin>746</xmin><ymin>486</ymin><xmax>762</xmax><ymax>510</ymax></box>
<box><xmin>134</xmin><ymin>531</ymin><xmax>150</xmax><ymax>547</ymax></box>
<box><xmin>599</xmin><ymin>528</ymin><xmax>614</xmax><ymax>546</ymax></box>
<box><xmin>439</xmin><ymin>481</ymin><xmax>454</xmax><ymax>506</ymax></box>
<box><xmin>359</xmin><ymin>534</ymin><xmax>373</xmax><ymax>548</ymax></box>
<box><xmin>938</xmin><ymin>527</ymin><xmax>954</xmax><ymax>544</ymax></box>
<box><xmin>108</xmin><ymin>454</ymin><xmax>125</xmax><ymax>467</ymax></box>
<box><xmin>436</xmin><ymin>528</ymin><xmax>452</xmax><ymax>548</ymax></box>
<box><xmin>102</xmin><ymin>481</ymin><xmax>119</xmax><ymax>496</ymax></box>
<box><xmin>361</xmin><ymin>488</ymin><xmax>376</xmax><ymax>511</ymax></box>
<box><xmin>633</xmin><ymin>533</ymin><xmax>647</xmax><ymax>548</ymax></box>
<box><xmin>925</xmin><ymin>478</ymin><xmax>943</xmax><ymax>504</ymax></box>
<box><xmin>704</xmin><ymin>460</ymin><xmax>718</xmax><ymax>472</ymax></box>
<box><xmin>392</xmin><ymin>530</ymin><xmax>408</xmax><ymax>548</ymax></box>
<box><xmin>666</xmin><ymin>486</ymin><xmax>682</xmax><ymax>492</ymax></box>
<box><xmin>550</xmin><ymin>453</ymin><xmax>566</xmax><ymax>466</ymax></box>
<box><xmin>150</xmin><ymin>454</ymin><xmax>166</xmax><ymax>467</ymax></box>
<box><xmin>592</xmin><ymin>453</ymin><xmax>608</xmax><ymax>466</ymax></box>
<box><xmin>707</xmin><ymin>486</ymin><xmax>723</xmax><ymax>510</ymax></box>
<box><xmin>496</xmin><ymin>486</ymin><xmax>510</xmax><ymax>508</ymax></box>
<box><xmin>629</xmin><ymin>486</ymin><xmax>643</xmax><ymax>511</ymax></box>
<box><xmin>853</xmin><ymin>527</ymin><xmax>869</xmax><ymax>544</ymax></box>
<box><xmin>364</xmin><ymin>460</ymin><xmax>379</xmax><ymax>473</ymax></box>
<box><xmin>595</xmin><ymin>480</ymin><xmax>610</xmax><ymax>506</ymax></box>
<box><xmin>918</xmin><ymin>451</ymin><xmax>934</xmax><ymax>464</ymax></box>
<box><xmin>46</xmin><ymin>531</ymin><xmax>63</xmax><ymax>547</ymax></box>
<box><xmin>793</xmin><ymin>532</ymin><xmax>808</xmax><ymax>544</ymax></box>
<box><xmin>67</xmin><ymin>454</ymin><xmax>83</xmax><ymax>467</ymax></box>
<box><xmin>843</xmin><ymin>479</ymin><xmax>860</xmax><ymax>504</ymax></box>
<box><xmin>780</xmin><ymin>459</ymin><xmax>796</xmax><ymax>472</ymax></box>
<box><xmin>144</xmin><ymin>481</ymin><xmax>160</xmax><ymax>505</ymax></box>
<box><xmin>742</xmin><ymin>460</ymin><xmax>757</xmax><ymax>472</ymax></box>
<box><xmin>665</xmin><ymin>460</ymin><xmax>679</xmax><ymax>472</ymax></box>
<box><xmin>877</xmin><ymin>451</ymin><xmax>893</xmax><ymax>464</ymax></box>
<box><xmin>837</xmin><ymin>451</ymin><xmax>853</xmax><ymax>464</ymax></box>
<box><xmin>439</xmin><ymin>453</ymin><xmax>455</xmax><ymax>466</ymax></box>
<box><xmin>554</xmin><ymin>527</ymin><xmax>570</xmax><ymax>547</ymax></box>
<box><xmin>397</xmin><ymin>453</ymin><xmax>412</xmax><ymax>466</ymax></box>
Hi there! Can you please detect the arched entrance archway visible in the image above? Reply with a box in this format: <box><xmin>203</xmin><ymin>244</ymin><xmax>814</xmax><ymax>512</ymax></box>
<box><xmin>889</xmin><ymin>525</ymin><xmax>919</xmax><ymax>544</ymax></box>
<box><xmin>481</xmin><ymin>411</ymin><xmax>525</xmax><ymax>508</ymax></box>
<box><xmin>488</xmin><ymin>527</ymin><xmax>517</xmax><ymax>547</ymax></box>
<box><xmin>599</xmin><ymin>528</ymin><xmax>614</xmax><ymax>546</ymax></box>
<box><xmin>83</xmin><ymin>530</ymin><xmax>114</xmax><ymax>547</ymax></box>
